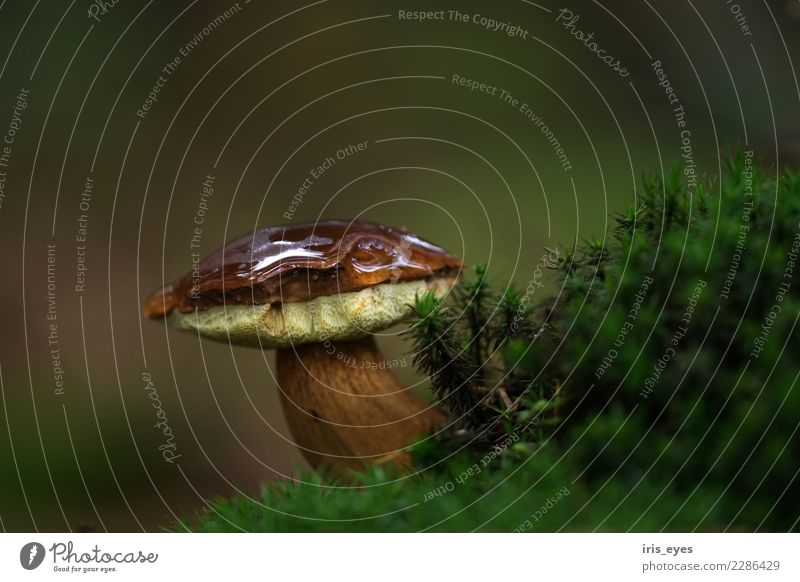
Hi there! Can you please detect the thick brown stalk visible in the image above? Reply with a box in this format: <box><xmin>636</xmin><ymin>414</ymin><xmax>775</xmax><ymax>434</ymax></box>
<box><xmin>276</xmin><ymin>337</ymin><xmax>446</xmax><ymax>477</ymax></box>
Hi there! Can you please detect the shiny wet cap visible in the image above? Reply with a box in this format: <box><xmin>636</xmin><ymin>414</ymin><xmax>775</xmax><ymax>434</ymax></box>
<box><xmin>143</xmin><ymin>219</ymin><xmax>461</xmax><ymax>348</ymax></box>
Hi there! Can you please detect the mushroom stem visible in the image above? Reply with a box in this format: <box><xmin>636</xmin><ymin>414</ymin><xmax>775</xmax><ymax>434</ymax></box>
<box><xmin>276</xmin><ymin>336</ymin><xmax>446</xmax><ymax>476</ymax></box>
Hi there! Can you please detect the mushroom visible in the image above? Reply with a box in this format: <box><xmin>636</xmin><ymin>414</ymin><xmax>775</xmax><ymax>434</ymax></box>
<box><xmin>143</xmin><ymin>219</ymin><xmax>461</xmax><ymax>476</ymax></box>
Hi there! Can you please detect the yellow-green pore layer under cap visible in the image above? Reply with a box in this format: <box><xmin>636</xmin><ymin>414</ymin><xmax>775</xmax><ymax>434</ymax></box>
<box><xmin>166</xmin><ymin>277</ymin><xmax>454</xmax><ymax>349</ymax></box>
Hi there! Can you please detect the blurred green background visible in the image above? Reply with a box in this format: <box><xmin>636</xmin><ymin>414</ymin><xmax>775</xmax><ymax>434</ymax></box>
<box><xmin>0</xmin><ymin>0</ymin><xmax>798</xmax><ymax>531</ymax></box>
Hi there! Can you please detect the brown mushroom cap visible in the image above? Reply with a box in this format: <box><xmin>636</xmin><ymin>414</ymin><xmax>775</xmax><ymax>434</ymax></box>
<box><xmin>144</xmin><ymin>219</ymin><xmax>462</xmax><ymax>318</ymax></box>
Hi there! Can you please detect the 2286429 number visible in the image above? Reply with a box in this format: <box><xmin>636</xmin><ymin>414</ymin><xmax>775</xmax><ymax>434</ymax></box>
<box><xmin>730</xmin><ymin>560</ymin><xmax>780</xmax><ymax>571</ymax></box>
